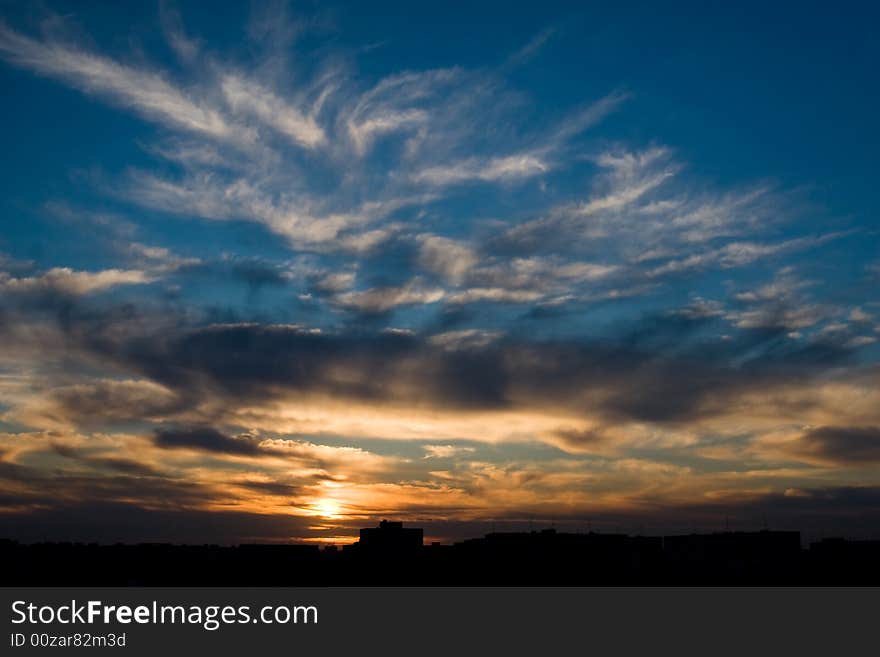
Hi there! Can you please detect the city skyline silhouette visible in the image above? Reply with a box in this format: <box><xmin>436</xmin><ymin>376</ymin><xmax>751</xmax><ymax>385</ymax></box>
<box><xmin>3</xmin><ymin>520</ymin><xmax>879</xmax><ymax>585</ymax></box>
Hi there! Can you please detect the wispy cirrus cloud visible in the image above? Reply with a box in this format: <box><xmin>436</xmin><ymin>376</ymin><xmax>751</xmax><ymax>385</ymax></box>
<box><xmin>343</xmin><ymin>68</ymin><xmax>456</xmax><ymax>155</ymax></box>
<box><xmin>411</xmin><ymin>153</ymin><xmax>549</xmax><ymax>187</ymax></box>
<box><xmin>0</xmin><ymin>22</ymin><xmax>249</xmax><ymax>143</ymax></box>
<box><xmin>220</xmin><ymin>74</ymin><xmax>326</xmax><ymax>149</ymax></box>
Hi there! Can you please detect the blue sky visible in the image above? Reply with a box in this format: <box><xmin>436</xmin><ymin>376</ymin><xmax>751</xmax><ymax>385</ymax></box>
<box><xmin>0</xmin><ymin>1</ymin><xmax>878</xmax><ymax>543</ymax></box>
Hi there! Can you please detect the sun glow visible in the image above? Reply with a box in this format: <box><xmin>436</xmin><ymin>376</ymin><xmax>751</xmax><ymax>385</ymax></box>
<box><xmin>312</xmin><ymin>498</ymin><xmax>342</xmax><ymax>519</ymax></box>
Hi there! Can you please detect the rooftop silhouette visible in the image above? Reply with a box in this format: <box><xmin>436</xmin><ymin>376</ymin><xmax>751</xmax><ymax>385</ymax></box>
<box><xmin>2</xmin><ymin>522</ymin><xmax>878</xmax><ymax>585</ymax></box>
<box><xmin>358</xmin><ymin>520</ymin><xmax>424</xmax><ymax>554</ymax></box>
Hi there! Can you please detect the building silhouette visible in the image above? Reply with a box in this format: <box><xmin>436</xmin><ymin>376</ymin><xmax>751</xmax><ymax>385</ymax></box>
<box><xmin>358</xmin><ymin>520</ymin><xmax>424</xmax><ymax>554</ymax></box>
<box><xmin>1</xmin><ymin>525</ymin><xmax>877</xmax><ymax>586</ymax></box>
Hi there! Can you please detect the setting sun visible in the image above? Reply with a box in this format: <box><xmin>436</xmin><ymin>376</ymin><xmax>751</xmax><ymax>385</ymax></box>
<box><xmin>312</xmin><ymin>499</ymin><xmax>342</xmax><ymax>519</ymax></box>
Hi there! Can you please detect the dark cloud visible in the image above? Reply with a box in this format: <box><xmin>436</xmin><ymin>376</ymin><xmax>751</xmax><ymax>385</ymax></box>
<box><xmin>0</xmin><ymin>502</ymin><xmax>315</xmax><ymax>544</ymax></box>
<box><xmin>51</xmin><ymin>443</ymin><xmax>159</xmax><ymax>476</ymax></box>
<box><xmin>153</xmin><ymin>426</ymin><xmax>261</xmax><ymax>455</ymax></box>
<box><xmin>0</xmin><ymin>456</ymin><xmax>37</xmax><ymax>483</ymax></box>
<box><xmin>43</xmin><ymin>380</ymin><xmax>185</xmax><ymax>428</ymax></box>
<box><xmin>0</xmin><ymin>466</ymin><xmax>218</xmax><ymax>512</ymax></box>
<box><xmin>234</xmin><ymin>480</ymin><xmax>300</xmax><ymax>496</ymax></box>
<box><xmin>551</xmin><ymin>427</ymin><xmax>608</xmax><ymax>451</ymax></box>
<box><xmin>795</xmin><ymin>426</ymin><xmax>880</xmax><ymax>465</ymax></box>
<box><xmin>135</xmin><ymin>319</ymin><xmax>848</xmax><ymax>423</ymax></box>
<box><xmin>0</xmin><ymin>287</ymin><xmax>858</xmax><ymax>429</ymax></box>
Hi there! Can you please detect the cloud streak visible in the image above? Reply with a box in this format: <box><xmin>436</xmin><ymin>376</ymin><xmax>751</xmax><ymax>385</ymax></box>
<box><xmin>0</xmin><ymin>22</ymin><xmax>248</xmax><ymax>143</ymax></box>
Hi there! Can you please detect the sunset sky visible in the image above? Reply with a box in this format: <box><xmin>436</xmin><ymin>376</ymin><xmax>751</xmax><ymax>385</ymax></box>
<box><xmin>1</xmin><ymin>0</ymin><xmax>878</xmax><ymax>544</ymax></box>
